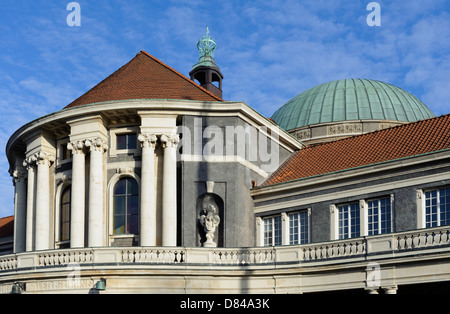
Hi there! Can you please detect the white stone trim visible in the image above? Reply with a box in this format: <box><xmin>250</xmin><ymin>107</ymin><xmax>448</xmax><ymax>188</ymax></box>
<box><xmin>181</xmin><ymin>154</ymin><xmax>269</xmax><ymax>178</ymax></box>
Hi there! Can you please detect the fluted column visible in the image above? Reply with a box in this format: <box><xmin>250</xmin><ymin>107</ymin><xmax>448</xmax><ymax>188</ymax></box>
<box><xmin>86</xmin><ymin>138</ymin><xmax>107</xmax><ymax>247</ymax></box>
<box><xmin>138</xmin><ymin>133</ymin><xmax>158</xmax><ymax>246</ymax></box>
<box><xmin>67</xmin><ymin>140</ymin><xmax>86</xmax><ymax>248</ymax></box>
<box><xmin>160</xmin><ymin>134</ymin><xmax>180</xmax><ymax>246</ymax></box>
<box><xmin>12</xmin><ymin>167</ymin><xmax>27</xmax><ymax>253</ymax></box>
<box><xmin>34</xmin><ymin>151</ymin><xmax>55</xmax><ymax>251</ymax></box>
<box><xmin>23</xmin><ymin>158</ymin><xmax>36</xmax><ymax>252</ymax></box>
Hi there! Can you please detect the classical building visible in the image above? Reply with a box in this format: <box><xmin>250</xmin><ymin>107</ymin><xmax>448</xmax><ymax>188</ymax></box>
<box><xmin>1</xmin><ymin>30</ymin><xmax>449</xmax><ymax>294</ymax></box>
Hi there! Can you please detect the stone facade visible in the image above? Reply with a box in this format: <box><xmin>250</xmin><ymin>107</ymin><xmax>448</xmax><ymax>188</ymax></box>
<box><xmin>6</xmin><ymin>100</ymin><xmax>299</xmax><ymax>253</ymax></box>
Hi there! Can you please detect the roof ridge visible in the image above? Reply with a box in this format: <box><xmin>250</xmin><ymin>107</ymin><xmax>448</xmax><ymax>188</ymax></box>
<box><xmin>139</xmin><ymin>50</ymin><xmax>223</xmax><ymax>101</ymax></box>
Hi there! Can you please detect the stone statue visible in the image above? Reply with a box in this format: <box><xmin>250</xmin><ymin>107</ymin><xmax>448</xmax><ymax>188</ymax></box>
<box><xmin>199</xmin><ymin>204</ymin><xmax>221</xmax><ymax>247</ymax></box>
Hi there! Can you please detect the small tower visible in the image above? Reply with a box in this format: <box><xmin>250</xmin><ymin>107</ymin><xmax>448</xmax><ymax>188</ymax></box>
<box><xmin>190</xmin><ymin>27</ymin><xmax>223</xmax><ymax>99</ymax></box>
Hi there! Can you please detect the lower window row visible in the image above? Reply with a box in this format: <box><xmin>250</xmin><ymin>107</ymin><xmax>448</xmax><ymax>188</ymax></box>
<box><xmin>260</xmin><ymin>188</ymin><xmax>450</xmax><ymax>246</ymax></box>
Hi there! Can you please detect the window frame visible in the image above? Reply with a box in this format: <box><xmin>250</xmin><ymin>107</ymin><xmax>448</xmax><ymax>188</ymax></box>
<box><xmin>337</xmin><ymin>202</ymin><xmax>360</xmax><ymax>240</ymax></box>
<box><xmin>112</xmin><ymin>177</ymin><xmax>139</xmax><ymax>236</ymax></box>
<box><xmin>109</xmin><ymin>127</ymin><xmax>140</xmax><ymax>158</ymax></box>
<box><xmin>367</xmin><ymin>196</ymin><xmax>393</xmax><ymax>236</ymax></box>
<box><xmin>424</xmin><ymin>187</ymin><xmax>450</xmax><ymax>228</ymax></box>
<box><xmin>288</xmin><ymin>211</ymin><xmax>310</xmax><ymax>245</ymax></box>
<box><xmin>60</xmin><ymin>185</ymin><xmax>71</xmax><ymax>242</ymax></box>
<box><xmin>263</xmin><ymin>215</ymin><xmax>282</xmax><ymax>246</ymax></box>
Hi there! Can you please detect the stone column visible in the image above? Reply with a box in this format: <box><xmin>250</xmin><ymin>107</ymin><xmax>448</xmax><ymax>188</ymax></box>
<box><xmin>160</xmin><ymin>134</ymin><xmax>179</xmax><ymax>246</ymax></box>
<box><xmin>138</xmin><ymin>133</ymin><xmax>158</xmax><ymax>246</ymax></box>
<box><xmin>34</xmin><ymin>151</ymin><xmax>55</xmax><ymax>251</ymax></box>
<box><xmin>86</xmin><ymin>138</ymin><xmax>107</xmax><ymax>247</ymax></box>
<box><xmin>12</xmin><ymin>167</ymin><xmax>27</xmax><ymax>253</ymax></box>
<box><xmin>24</xmin><ymin>158</ymin><xmax>36</xmax><ymax>252</ymax></box>
<box><xmin>67</xmin><ymin>140</ymin><xmax>86</xmax><ymax>248</ymax></box>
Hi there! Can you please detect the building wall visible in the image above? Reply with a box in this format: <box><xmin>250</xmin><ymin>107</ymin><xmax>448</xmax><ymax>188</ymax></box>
<box><xmin>253</xmin><ymin>152</ymin><xmax>450</xmax><ymax>244</ymax></box>
<box><xmin>180</xmin><ymin>115</ymin><xmax>293</xmax><ymax>247</ymax></box>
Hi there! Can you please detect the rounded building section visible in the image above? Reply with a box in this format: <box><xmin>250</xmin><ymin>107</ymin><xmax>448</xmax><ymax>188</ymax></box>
<box><xmin>271</xmin><ymin>79</ymin><xmax>436</xmax><ymax>144</ymax></box>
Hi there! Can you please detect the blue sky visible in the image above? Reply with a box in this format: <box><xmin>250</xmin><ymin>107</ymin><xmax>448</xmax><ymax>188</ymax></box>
<box><xmin>0</xmin><ymin>0</ymin><xmax>449</xmax><ymax>217</ymax></box>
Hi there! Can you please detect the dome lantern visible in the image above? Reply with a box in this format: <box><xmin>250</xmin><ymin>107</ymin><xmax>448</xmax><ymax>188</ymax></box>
<box><xmin>190</xmin><ymin>27</ymin><xmax>223</xmax><ymax>99</ymax></box>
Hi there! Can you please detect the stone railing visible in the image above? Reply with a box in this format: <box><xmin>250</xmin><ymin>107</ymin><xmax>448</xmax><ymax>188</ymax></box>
<box><xmin>2</xmin><ymin>226</ymin><xmax>450</xmax><ymax>272</ymax></box>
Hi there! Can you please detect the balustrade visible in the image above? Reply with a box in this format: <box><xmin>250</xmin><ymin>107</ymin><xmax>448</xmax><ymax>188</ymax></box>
<box><xmin>2</xmin><ymin>226</ymin><xmax>450</xmax><ymax>273</ymax></box>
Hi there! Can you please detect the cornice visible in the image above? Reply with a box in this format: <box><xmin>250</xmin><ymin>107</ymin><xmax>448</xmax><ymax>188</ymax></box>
<box><xmin>6</xmin><ymin>99</ymin><xmax>304</xmax><ymax>161</ymax></box>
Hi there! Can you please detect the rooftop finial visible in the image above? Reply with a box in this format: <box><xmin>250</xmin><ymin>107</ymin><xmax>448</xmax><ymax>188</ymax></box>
<box><xmin>197</xmin><ymin>26</ymin><xmax>216</xmax><ymax>58</ymax></box>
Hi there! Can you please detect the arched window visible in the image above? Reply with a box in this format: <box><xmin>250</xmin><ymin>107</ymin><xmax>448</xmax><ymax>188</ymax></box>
<box><xmin>113</xmin><ymin>177</ymin><xmax>139</xmax><ymax>235</ymax></box>
<box><xmin>60</xmin><ymin>186</ymin><xmax>71</xmax><ymax>242</ymax></box>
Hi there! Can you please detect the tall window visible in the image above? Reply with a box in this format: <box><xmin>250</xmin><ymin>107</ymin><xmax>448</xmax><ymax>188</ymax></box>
<box><xmin>263</xmin><ymin>216</ymin><xmax>282</xmax><ymax>246</ymax></box>
<box><xmin>116</xmin><ymin>133</ymin><xmax>137</xmax><ymax>150</ymax></box>
<box><xmin>338</xmin><ymin>203</ymin><xmax>360</xmax><ymax>239</ymax></box>
<box><xmin>60</xmin><ymin>186</ymin><xmax>71</xmax><ymax>242</ymax></box>
<box><xmin>289</xmin><ymin>211</ymin><xmax>309</xmax><ymax>244</ymax></box>
<box><xmin>113</xmin><ymin>177</ymin><xmax>139</xmax><ymax>235</ymax></box>
<box><xmin>368</xmin><ymin>197</ymin><xmax>392</xmax><ymax>235</ymax></box>
<box><xmin>425</xmin><ymin>187</ymin><xmax>450</xmax><ymax>228</ymax></box>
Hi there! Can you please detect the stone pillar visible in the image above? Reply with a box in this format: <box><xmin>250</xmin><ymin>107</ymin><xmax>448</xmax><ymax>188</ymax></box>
<box><xmin>67</xmin><ymin>140</ymin><xmax>86</xmax><ymax>248</ymax></box>
<box><xmin>34</xmin><ymin>151</ymin><xmax>55</xmax><ymax>251</ymax></box>
<box><xmin>24</xmin><ymin>158</ymin><xmax>36</xmax><ymax>252</ymax></box>
<box><xmin>12</xmin><ymin>166</ymin><xmax>27</xmax><ymax>253</ymax></box>
<box><xmin>138</xmin><ymin>133</ymin><xmax>158</xmax><ymax>246</ymax></box>
<box><xmin>86</xmin><ymin>138</ymin><xmax>107</xmax><ymax>247</ymax></box>
<box><xmin>160</xmin><ymin>134</ymin><xmax>179</xmax><ymax>246</ymax></box>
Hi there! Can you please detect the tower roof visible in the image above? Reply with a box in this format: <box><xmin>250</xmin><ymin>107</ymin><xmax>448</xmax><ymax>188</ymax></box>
<box><xmin>64</xmin><ymin>50</ymin><xmax>222</xmax><ymax>109</ymax></box>
<box><xmin>271</xmin><ymin>79</ymin><xmax>435</xmax><ymax>131</ymax></box>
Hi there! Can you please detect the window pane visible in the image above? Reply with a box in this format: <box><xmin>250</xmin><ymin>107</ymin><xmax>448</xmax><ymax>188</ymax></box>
<box><xmin>113</xmin><ymin>215</ymin><xmax>125</xmax><ymax>235</ymax></box>
<box><xmin>117</xmin><ymin>134</ymin><xmax>127</xmax><ymax>150</ymax></box>
<box><xmin>440</xmin><ymin>188</ymin><xmax>450</xmax><ymax>226</ymax></box>
<box><xmin>128</xmin><ymin>195</ymin><xmax>139</xmax><ymax>215</ymax></box>
<box><xmin>426</xmin><ymin>190</ymin><xmax>438</xmax><ymax>227</ymax></box>
<box><xmin>60</xmin><ymin>187</ymin><xmax>71</xmax><ymax>241</ymax></box>
<box><xmin>289</xmin><ymin>213</ymin><xmax>299</xmax><ymax>245</ymax></box>
<box><xmin>128</xmin><ymin>213</ymin><xmax>139</xmax><ymax>234</ymax></box>
<box><xmin>114</xmin><ymin>196</ymin><xmax>126</xmax><ymax>215</ymax></box>
<box><xmin>127</xmin><ymin>178</ymin><xmax>139</xmax><ymax>195</ymax></box>
<box><xmin>114</xmin><ymin>179</ymin><xmax>127</xmax><ymax>195</ymax></box>
<box><xmin>127</xmin><ymin>134</ymin><xmax>137</xmax><ymax>149</ymax></box>
<box><xmin>263</xmin><ymin>218</ymin><xmax>273</xmax><ymax>246</ymax></box>
<box><xmin>350</xmin><ymin>203</ymin><xmax>360</xmax><ymax>238</ymax></box>
<box><xmin>274</xmin><ymin>216</ymin><xmax>282</xmax><ymax>246</ymax></box>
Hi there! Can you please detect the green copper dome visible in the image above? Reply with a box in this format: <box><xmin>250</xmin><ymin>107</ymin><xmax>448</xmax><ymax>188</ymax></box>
<box><xmin>271</xmin><ymin>79</ymin><xmax>436</xmax><ymax>131</ymax></box>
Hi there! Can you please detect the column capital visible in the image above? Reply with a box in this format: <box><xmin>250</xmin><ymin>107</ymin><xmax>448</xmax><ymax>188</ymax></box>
<box><xmin>67</xmin><ymin>140</ymin><xmax>87</xmax><ymax>154</ymax></box>
<box><xmin>12</xmin><ymin>169</ymin><xmax>27</xmax><ymax>185</ymax></box>
<box><xmin>138</xmin><ymin>133</ymin><xmax>158</xmax><ymax>148</ymax></box>
<box><xmin>34</xmin><ymin>151</ymin><xmax>55</xmax><ymax>167</ymax></box>
<box><xmin>85</xmin><ymin>137</ymin><xmax>108</xmax><ymax>153</ymax></box>
<box><xmin>160</xmin><ymin>134</ymin><xmax>180</xmax><ymax>149</ymax></box>
<box><xmin>23</xmin><ymin>155</ymin><xmax>36</xmax><ymax>168</ymax></box>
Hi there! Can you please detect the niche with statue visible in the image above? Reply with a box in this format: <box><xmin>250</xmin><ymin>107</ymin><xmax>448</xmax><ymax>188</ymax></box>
<box><xmin>196</xmin><ymin>193</ymin><xmax>224</xmax><ymax>247</ymax></box>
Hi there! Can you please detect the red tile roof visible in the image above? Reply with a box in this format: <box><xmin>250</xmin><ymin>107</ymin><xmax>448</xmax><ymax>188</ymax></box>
<box><xmin>64</xmin><ymin>50</ymin><xmax>222</xmax><ymax>109</ymax></box>
<box><xmin>261</xmin><ymin>114</ymin><xmax>450</xmax><ymax>187</ymax></box>
<box><xmin>0</xmin><ymin>216</ymin><xmax>13</xmax><ymax>238</ymax></box>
